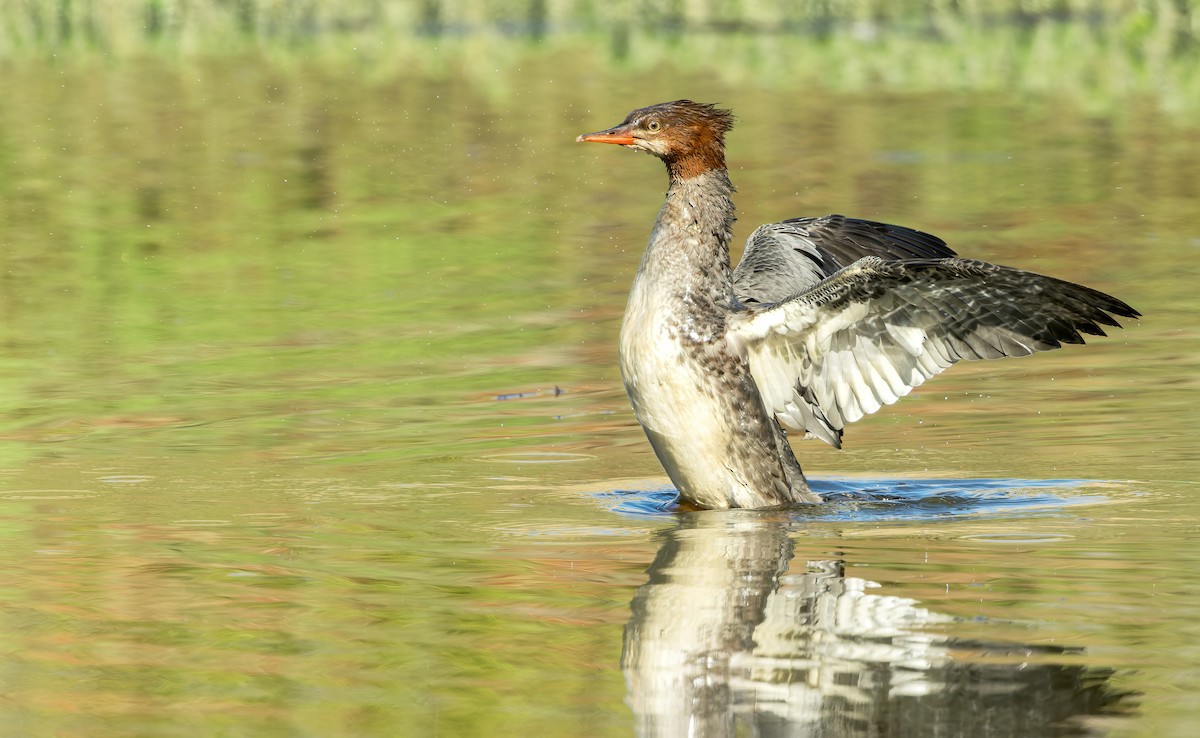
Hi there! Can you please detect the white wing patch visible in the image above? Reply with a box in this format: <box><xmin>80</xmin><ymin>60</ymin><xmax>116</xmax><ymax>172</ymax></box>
<box><xmin>885</xmin><ymin>323</ymin><xmax>927</xmax><ymax>358</ymax></box>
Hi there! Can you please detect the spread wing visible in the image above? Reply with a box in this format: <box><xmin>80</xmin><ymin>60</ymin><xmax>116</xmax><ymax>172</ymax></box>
<box><xmin>733</xmin><ymin>214</ymin><xmax>957</xmax><ymax>306</ymax></box>
<box><xmin>729</xmin><ymin>256</ymin><xmax>1140</xmax><ymax>448</ymax></box>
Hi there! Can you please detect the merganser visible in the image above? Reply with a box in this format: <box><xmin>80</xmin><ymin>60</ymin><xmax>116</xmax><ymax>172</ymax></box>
<box><xmin>577</xmin><ymin>100</ymin><xmax>1138</xmax><ymax>510</ymax></box>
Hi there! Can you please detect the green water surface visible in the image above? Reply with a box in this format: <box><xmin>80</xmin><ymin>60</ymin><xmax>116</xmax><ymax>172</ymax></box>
<box><xmin>1</xmin><ymin>28</ymin><xmax>1199</xmax><ymax>738</ymax></box>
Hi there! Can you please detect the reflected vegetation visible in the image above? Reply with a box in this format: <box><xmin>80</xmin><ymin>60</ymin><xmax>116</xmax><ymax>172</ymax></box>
<box><xmin>625</xmin><ymin>512</ymin><xmax>1131</xmax><ymax>737</ymax></box>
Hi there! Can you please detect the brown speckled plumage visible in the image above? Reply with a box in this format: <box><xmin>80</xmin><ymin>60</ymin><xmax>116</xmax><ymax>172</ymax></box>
<box><xmin>577</xmin><ymin>100</ymin><xmax>1138</xmax><ymax>510</ymax></box>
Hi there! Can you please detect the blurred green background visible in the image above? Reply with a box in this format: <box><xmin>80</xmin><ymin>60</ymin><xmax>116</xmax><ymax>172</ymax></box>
<box><xmin>3</xmin><ymin>0</ymin><xmax>1197</xmax><ymax>113</ymax></box>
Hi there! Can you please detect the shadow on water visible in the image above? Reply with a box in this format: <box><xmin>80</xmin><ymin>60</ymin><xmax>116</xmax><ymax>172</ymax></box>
<box><xmin>599</xmin><ymin>477</ymin><xmax>1127</xmax><ymax>522</ymax></box>
<box><xmin>621</xmin><ymin>509</ymin><xmax>1136</xmax><ymax>738</ymax></box>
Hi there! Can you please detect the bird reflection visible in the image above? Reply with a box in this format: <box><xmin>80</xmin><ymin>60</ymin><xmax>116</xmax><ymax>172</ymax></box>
<box><xmin>622</xmin><ymin>512</ymin><xmax>1128</xmax><ymax>737</ymax></box>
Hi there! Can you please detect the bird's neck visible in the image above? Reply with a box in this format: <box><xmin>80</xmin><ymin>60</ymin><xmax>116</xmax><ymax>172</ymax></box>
<box><xmin>633</xmin><ymin>167</ymin><xmax>737</xmax><ymax>315</ymax></box>
<box><xmin>666</xmin><ymin>143</ymin><xmax>727</xmax><ymax>181</ymax></box>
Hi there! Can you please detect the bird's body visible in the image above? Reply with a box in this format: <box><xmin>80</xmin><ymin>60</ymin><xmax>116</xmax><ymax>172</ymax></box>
<box><xmin>577</xmin><ymin>100</ymin><xmax>1138</xmax><ymax>510</ymax></box>
<box><xmin>619</xmin><ymin>168</ymin><xmax>815</xmax><ymax>508</ymax></box>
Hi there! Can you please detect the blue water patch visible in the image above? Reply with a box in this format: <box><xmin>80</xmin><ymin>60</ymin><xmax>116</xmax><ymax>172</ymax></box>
<box><xmin>598</xmin><ymin>477</ymin><xmax>1116</xmax><ymax>522</ymax></box>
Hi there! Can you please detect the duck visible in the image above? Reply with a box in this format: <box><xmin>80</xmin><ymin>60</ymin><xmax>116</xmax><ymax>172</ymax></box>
<box><xmin>576</xmin><ymin>100</ymin><xmax>1138</xmax><ymax>510</ymax></box>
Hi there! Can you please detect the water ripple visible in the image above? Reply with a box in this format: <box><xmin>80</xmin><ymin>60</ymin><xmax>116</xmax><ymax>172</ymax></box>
<box><xmin>480</xmin><ymin>451</ymin><xmax>593</xmax><ymax>464</ymax></box>
<box><xmin>599</xmin><ymin>477</ymin><xmax>1134</xmax><ymax>522</ymax></box>
<box><xmin>0</xmin><ymin>489</ymin><xmax>100</xmax><ymax>501</ymax></box>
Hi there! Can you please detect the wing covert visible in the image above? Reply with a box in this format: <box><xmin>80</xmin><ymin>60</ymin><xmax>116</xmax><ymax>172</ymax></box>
<box><xmin>733</xmin><ymin>214</ymin><xmax>956</xmax><ymax>306</ymax></box>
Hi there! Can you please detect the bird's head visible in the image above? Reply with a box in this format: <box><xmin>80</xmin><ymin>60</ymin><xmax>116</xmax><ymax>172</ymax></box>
<box><xmin>576</xmin><ymin>100</ymin><xmax>734</xmax><ymax>179</ymax></box>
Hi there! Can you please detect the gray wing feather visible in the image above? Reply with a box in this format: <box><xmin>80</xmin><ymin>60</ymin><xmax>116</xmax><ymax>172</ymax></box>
<box><xmin>730</xmin><ymin>257</ymin><xmax>1139</xmax><ymax>448</ymax></box>
<box><xmin>733</xmin><ymin>214</ymin><xmax>956</xmax><ymax>305</ymax></box>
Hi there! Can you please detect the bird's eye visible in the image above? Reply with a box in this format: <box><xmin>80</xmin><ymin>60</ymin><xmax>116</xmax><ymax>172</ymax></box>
<box><xmin>647</xmin><ymin>120</ymin><xmax>661</xmax><ymax>132</ymax></box>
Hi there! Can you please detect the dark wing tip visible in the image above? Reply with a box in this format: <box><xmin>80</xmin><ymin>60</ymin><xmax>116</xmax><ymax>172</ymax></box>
<box><xmin>1059</xmin><ymin>279</ymin><xmax>1142</xmax><ymax>325</ymax></box>
<box><xmin>1107</xmin><ymin>299</ymin><xmax>1141</xmax><ymax>320</ymax></box>
<box><xmin>876</xmin><ymin>259</ymin><xmax>1138</xmax><ymax>353</ymax></box>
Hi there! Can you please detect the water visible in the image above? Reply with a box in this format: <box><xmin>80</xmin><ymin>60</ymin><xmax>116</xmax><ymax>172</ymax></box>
<box><xmin>1</xmin><ymin>51</ymin><xmax>1198</xmax><ymax>737</ymax></box>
